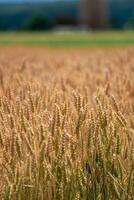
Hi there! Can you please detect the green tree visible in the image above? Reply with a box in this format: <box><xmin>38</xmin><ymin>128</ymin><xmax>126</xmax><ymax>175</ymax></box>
<box><xmin>23</xmin><ymin>14</ymin><xmax>55</xmax><ymax>31</ymax></box>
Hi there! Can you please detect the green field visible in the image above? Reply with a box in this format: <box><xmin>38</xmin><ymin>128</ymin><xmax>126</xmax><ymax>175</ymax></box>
<box><xmin>0</xmin><ymin>31</ymin><xmax>134</xmax><ymax>47</ymax></box>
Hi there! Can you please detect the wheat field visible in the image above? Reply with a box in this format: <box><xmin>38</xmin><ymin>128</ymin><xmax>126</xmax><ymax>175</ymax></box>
<box><xmin>0</xmin><ymin>47</ymin><xmax>134</xmax><ymax>200</ymax></box>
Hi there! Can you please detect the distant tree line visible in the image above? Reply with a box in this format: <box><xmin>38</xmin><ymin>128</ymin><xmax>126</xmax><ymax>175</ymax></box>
<box><xmin>0</xmin><ymin>1</ymin><xmax>78</xmax><ymax>31</ymax></box>
<box><xmin>0</xmin><ymin>0</ymin><xmax>134</xmax><ymax>31</ymax></box>
<box><xmin>22</xmin><ymin>14</ymin><xmax>77</xmax><ymax>31</ymax></box>
<box><xmin>22</xmin><ymin>15</ymin><xmax>55</xmax><ymax>31</ymax></box>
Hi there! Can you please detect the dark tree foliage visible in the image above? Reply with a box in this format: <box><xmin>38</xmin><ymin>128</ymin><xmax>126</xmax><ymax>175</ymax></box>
<box><xmin>0</xmin><ymin>1</ymin><xmax>134</xmax><ymax>30</ymax></box>
<box><xmin>56</xmin><ymin>15</ymin><xmax>77</xmax><ymax>25</ymax></box>
<box><xmin>129</xmin><ymin>17</ymin><xmax>134</xmax><ymax>28</ymax></box>
<box><xmin>22</xmin><ymin>14</ymin><xmax>55</xmax><ymax>31</ymax></box>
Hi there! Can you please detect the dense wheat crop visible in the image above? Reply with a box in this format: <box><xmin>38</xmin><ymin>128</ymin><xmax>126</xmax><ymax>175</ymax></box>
<box><xmin>0</xmin><ymin>47</ymin><xmax>134</xmax><ymax>200</ymax></box>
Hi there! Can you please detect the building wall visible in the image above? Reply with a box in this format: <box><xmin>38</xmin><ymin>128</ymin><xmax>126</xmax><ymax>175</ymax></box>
<box><xmin>79</xmin><ymin>0</ymin><xmax>108</xmax><ymax>29</ymax></box>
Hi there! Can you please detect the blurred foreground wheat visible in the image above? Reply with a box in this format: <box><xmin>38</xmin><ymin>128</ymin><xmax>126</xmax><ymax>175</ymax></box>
<box><xmin>0</xmin><ymin>47</ymin><xmax>134</xmax><ymax>199</ymax></box>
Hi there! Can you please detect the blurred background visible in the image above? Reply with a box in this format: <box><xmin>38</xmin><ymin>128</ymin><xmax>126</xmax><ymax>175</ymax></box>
<box><xmin>0</xmin><ymin>0</ymin><xmax>134</xmax><ymax>31</ymax></box>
